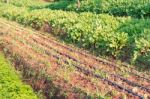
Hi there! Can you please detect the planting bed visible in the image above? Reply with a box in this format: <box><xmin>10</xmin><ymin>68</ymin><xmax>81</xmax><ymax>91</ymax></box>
<box><xmin>0</xmin><ymin>18</ymin><xmax>150</xmax><ymax>99</ymax></box>
<box><xmin>0</xmin><ymin>50</ymin><xmax>37</xmax><ymax>99</ymax></box>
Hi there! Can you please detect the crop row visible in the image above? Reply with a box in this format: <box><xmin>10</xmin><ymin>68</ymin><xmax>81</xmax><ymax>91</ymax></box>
<box><xmin>0</xmin><ymin>0</ymin><xmax>46</xmax><ymax>7</ymax></box>
<box><xmin>0</xmin><ymin>3</ymin><xmax>150</xmax><ymax>67</ymax></box>
<box><xmin>1</xmin><ymin>0</ymin><xmax>150</xmax><ymax>18</ymax></box>
<box><xmin>0</xmin><ymin>52</ymin><xmax>37</xmax><ymax>99</ymax></box>
<box><xmin>54</xmin><ymin>0</ymin><xmax>150</xmax><ymax>18</ymax></box>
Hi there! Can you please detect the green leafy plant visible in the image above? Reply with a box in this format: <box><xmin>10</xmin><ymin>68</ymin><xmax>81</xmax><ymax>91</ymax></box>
<box><xmin>0</xmin><ymin>52</ymin><xmax>37</xmax><ymax>99</ymax></box>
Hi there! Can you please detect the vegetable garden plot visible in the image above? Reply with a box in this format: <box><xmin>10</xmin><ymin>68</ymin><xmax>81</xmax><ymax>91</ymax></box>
<box><xmin>0</xmin><ymin>18</ymin><xmax>150</xmax><ymax>99</ymax></box>
<box><xmin>0</xmin><ymin>3</ymin><xmax>150</xmax><ymax>68</ymax></box>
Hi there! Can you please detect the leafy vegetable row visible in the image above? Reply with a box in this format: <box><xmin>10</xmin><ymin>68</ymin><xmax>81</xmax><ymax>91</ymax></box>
<box><xmin>0</xmin><ymin>3</ymin><xmax>149</xmax><ymax>66</ymax></box>
<box><xmin>0</xmin><ymin>0</ymin><xmax>46</xmax><ymax>7</ymax></box>
<box><xmin>44</xmin><ymin>0</ymin><xmax>150</xmax><ymax>18</ymax></box>
<box><xmin>1</xmin><ymin>0</ymin><xmax>150</xmax><ymax>18</ymax></box>
<box><xmin>0</xmin><ymin>52</ymin><xmax>37</xmax><ymax>99</ymax></box>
